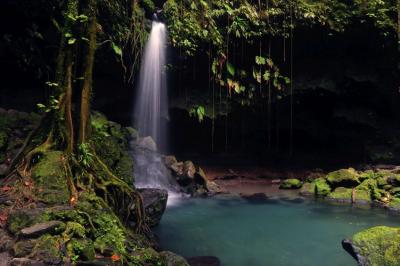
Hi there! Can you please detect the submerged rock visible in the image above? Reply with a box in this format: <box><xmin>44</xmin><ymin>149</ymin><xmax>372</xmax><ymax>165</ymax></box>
<box><xmin>137</xmin><ymin>188</ymin><xmax>168</xmax><ymax>227</ymax></box>
<box><xmin>160</xmin><ymin>251</ymin><xmax>190</xmax><ymax>266</ymax></box>
<box><xmin>279</xmin><ymin>178</ymin><xmax>302</xmax><ymax>189</ymax></box>
<box><xmin>342</xmin><ymin>226</ymin><xmax>400</xmax><ymax>266</ymax></box>
<box><xmin>187</xmin><ymin>256</ymin><xmax>221</xmax><ymax>266</ymax></box>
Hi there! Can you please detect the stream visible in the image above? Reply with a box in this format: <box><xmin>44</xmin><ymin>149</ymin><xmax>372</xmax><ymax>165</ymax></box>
<box><xmin>155</xmin><ymin>195</ymin><xmax>399</xmax><ymax>266</ymax></box>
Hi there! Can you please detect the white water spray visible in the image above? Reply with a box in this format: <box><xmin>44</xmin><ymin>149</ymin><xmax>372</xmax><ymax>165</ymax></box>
<box><xmin>133</xmin><ymin>21</ymin><xmax>182</xmax><ymax>206</ymax></box>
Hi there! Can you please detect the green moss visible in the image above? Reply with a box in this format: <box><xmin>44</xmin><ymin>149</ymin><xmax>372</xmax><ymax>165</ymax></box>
<box><xmin>93</xmin><ymin>212</ymin><xmax>126</xmax><ymax>255</ymax></box>
<box><xmin>357</xmin><ymin>179</ymin><xmax>377</xmax><ymax>191</ymax></box>
<box><xmin>355</xmin><ymin>189</ymin><xmax>371</xmax><ymax>203</ymax></box>
<box><xmin>31</xmin><ymin>235</ymin><xmax>62</xmax><ymax>263</ymax></box>
<box><xmin>67</xmin><ymin>238</ymin><xmax>95</xmax><ymax>261</ymax></box>
<box><xmin>327</xmin><ymin>187</ymin><xmax>352</xmax><ymax>202</ymax></box>
<box><xmin>7</xmin><ymin>212</ymin><xmax>34</xmax><ymax>235</ymax></box>
<box><xmin>326</xmin><ymin>168</ymin><xmax>360</xmax><ymax>188</ymax></box>
<box><xmin>280</xmin><ymin>178</ymin><xmax>302</xmax><ymax>189</ymax></box>
<box><xmin>388</xmin><ymin>198</ymin><xmax>400</xmax><ymax>210</ymax></box>
<box><xmin>313</xmin><ymin>178</ymin><xmax>331</xmax><ymax>196</ymax></box>
<box><xmin>13</xmin><ymin>239</ymin><xmax>36</xmax><ymax>257</ymax></box>
<box><xmin>31</xmin><ymin>151</ymin><xmax>69</xmax><ymax>205</ymax></box>
<box><xmin>350</xmin><ymin>226</ymin><xmax>400</xmax><ymax>266</ymax></box>
<box><xmin>91</xmin><ymin>112</ymin><xmax>134</xmax><ymax>185</ymax></box>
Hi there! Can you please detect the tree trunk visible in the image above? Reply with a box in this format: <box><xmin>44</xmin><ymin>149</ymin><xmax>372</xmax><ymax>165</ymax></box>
<box><xmin>79</xmin><ymin>1</ymin><xmax>97</xmax><ymax>144</ymax></box>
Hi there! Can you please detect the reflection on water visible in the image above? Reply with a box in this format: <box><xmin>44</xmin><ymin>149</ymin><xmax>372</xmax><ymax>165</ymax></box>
<box><xmin>155</xmin><ymin>196</ymin><xmax>399</xmax><ymax>266</ymax></box>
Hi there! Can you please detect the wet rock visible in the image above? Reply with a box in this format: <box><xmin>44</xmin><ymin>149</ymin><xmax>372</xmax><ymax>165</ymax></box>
<box><xmin>342</xmin><ymin>226</ymin><xmax>400</xmax><ymax>266</ymax></box>
<box><xmin>20</xmin><ymin>221</ymin><xmax>65</xmax><ymax>238</ymax></box>
<box><xmin>10</xmin><ymin>258</ymin><xmax>45</xmax><ymax>266</ymax></box>
<box><xmin>299</xmin><ymin>182</ymin><xmax>315</xmax><ymax>196</ymax></box>
<box><xmin>170</xmin><ymin>162</ymin><xmax>184</xmax><ymax>177</ymax></box>
<box><xmin>136</xmin><ymin>136</ymin><xmax>157</xmax><ymax>151</ymax></box>
<box><xmin>0</xmin><ymin>252</ymin><xmax>10</xmax><ymax>266</ymax></box>
<box><xmin>0</xmin><ymin>229</ymin><xmax>14</xmax><ymax>252</ymax></box>
<box><xmin>136</xmin><ymin>188</ymin><xmax>168</xmax><ymax>227</ymax></box>
<box><xmin>0</xmin><ymin>164</ymin><xmax>8</xmax><ymax>176</ymax></box>
<box><xmin>241</xmin><ymin>193</ymin><xmax>269</xmax><ymax>202</ymax></box>
<box><xmin>160</xmin><ymin>251</ymin><xmax>190</xmax><ymax>266</ymax></box>
<box><xmin>76</xmin><ymin>259</ymin><xmax>112</xmax><ymax>266</ymax></box>
<box><xmin>164</xmin><ymin>155</ymin><xmax>178</xmax><ymax>168</ymax></box>
<box><xmin>13</xmin><ymin>239</ymin><xmax>36</xmax><ymax>257</ymax></box>
<box><xmin>187</xmin><ymin>256</ymin><xmax>221</xmax><ymax>266</ymax></box>
<box><xmin>184</xmin><ymin>161</ymin><xmax>196</xmax><ymax>178</ymax></box>
<box><xmin>279</xmin><ymin>178</ymin><xmax>302</xmax><ymax>189</ymax></box>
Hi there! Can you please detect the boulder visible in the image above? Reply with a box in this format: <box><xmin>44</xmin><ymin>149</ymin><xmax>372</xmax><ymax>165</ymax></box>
<box><xmin>136</xmin><ymin>136</ymin><xmax>157</xmax><ymax>151</ymax></box>
<box><xmin>342</xmin><ymin>226</ymin><xmax>400</xmax><ymax>266</ymax></box>
<box><xmin>187</xmin><ymin>256</ymin><xmax>221</xmax><ymax>266</ymax></box>
<box><xmin>299</xmin><ymin>182</ymin><xmax>315</xmax><ymax>196</ymax></box>
<box><xmin>20</xmin><ymin>221</ymin><xmax>65</xmax><ymax>238</ymax></box>
<box><xmin>160</xmin><ymin>251</ymin><xmax>190</xmax><ymax>266</ymax></box>
<box><xmin>279</xmin><ymin>179</ymin><xmax>302</xmax><ymax>189</ymax></box>
<box><xmin>137</xmin><ymin>188</ymin><xmax>168</xmax><ymax>227</ymax></box>
<box><xmin>326</xmin><ymin>168</ymin><xmax>360</xmax><ymax>188</ymax></box>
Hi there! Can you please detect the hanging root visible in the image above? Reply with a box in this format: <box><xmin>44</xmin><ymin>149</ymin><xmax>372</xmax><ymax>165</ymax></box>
<box><xmin>131</xmin><ymin>189</ymin><xmax>152</xmax><ymax>236</ymax></box>
<box><xmin>62</xmin><ymin>155</ymin><xmax>79</xmax><ymax>206</ymax></box>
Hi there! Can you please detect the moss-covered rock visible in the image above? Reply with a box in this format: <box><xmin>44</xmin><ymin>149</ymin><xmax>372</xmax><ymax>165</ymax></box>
<box><xmin>327</xmin><ymin>187</ymin><xmax>352</xmax><ymax>203</ymax></box>
<box><xmin>91</xmin><ymin>112</ymin><xmax>134</xmax><ymax>186</ymax></box>
<box><xmin>30</xmin><ymin>235</ymin><xmax>63</xmax><ymax>264</ymax></box>
<box><xmin>342</xmin><ymin>226</ymin><xmax>400</xmax><ymax>266</ymax></box>
<box><xmin>280</xmin><ymin>178</ymin><xmax>302</xmax><ymax>189</ymax></box>
<box><xmin>7</xmin><ymin>212</ymin><xmax>34</xmax><ymax>235</ymax></box>
<box><xmin>31</xmin><ymin>151</ymin><xmax>70</xmax><ymax>205</ymax></box>
<box><xmin>326</xmin><ymin>168</ymin><xmax>360</xmax><ymax>188</ymax></box>
<box><xmin>313</xmin><ymin>178</ymin><xmax>331</xmax><ymax>196</ymax></box>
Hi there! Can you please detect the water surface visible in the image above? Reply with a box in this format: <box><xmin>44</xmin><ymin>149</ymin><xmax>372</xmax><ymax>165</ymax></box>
<box><xmin>155</xmin><ymin>196</ymin><xmax>399</xmax><ymax>266</ymax></box>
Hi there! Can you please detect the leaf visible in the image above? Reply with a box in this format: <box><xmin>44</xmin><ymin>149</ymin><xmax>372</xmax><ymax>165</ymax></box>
<box><xmin>68</xmin><ymin>38</ymin><xmax>76</xmax><ymax>45</ymax></box>
<box><xmin>255</xmin><ymin>56</ymin><xmax>266</xmax><ymax>65</ymax></box>
<box><xmin>37</xmin><ymin>103</ymin><xmax>46</xmax><ymax>109</ymax></box>
<box><xmin>111</xmin><ymin>42</ymin><xmax>122</xmax><ymax>57</ymax></box>
<box><xmin>266</xmin><ymin>58</ymin><xmax>274</xmax><ymax>67</ymax></box>
<box><xmin>226</xmin><ymin>62</ymin><xmax>235</xmax><ymax>76</ymax></box>
<box><xmin>252</xmin><ymin>68</ymin><xmax>262</xmax><ymax>83</ymax></box>
<box><xmin>263</xmin><ymin>71</ymin><xmax>270</xmax><ymax>81</ymax></box>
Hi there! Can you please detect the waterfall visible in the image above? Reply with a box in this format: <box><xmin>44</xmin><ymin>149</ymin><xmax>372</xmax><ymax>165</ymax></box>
<box><xmin>134</xmin><ymin>21</ymin><xmax>168</xmax><ymax>150</ymax></box>
<box><xmin>133</xmin><ymin>20</ymin><xmax>182</xmax><ymax>205</ymax></box>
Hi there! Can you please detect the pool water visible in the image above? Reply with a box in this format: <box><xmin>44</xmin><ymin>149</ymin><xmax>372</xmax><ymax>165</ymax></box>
<box><xmin>155</xmin><ymin>196</ymin><xmax>399</xmax><ymax>266</ymax></box>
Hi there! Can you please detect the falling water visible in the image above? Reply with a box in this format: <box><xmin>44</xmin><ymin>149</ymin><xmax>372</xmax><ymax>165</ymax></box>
<box><xmin>134</xmin><ymin>21</ymin><xmax>168</xmax><ymax>150</ymax></box>
<box><xmin>133</xmin><ymin>20</ymin><xmax>182</xmax><ymax>205</ymax></box>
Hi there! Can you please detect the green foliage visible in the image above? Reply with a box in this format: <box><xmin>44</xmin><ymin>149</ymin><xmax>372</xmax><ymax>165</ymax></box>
<box><xmin>189</xmin><ymin>105</ymin><xmax>206</xmax><ymax>122</ymax></box>
<box><xmin>93</xmin><ymin>212</ymin><xmax>126</xmax><ymax>255</ymax></box>
<box><xmin>77</xmin><ymin>143</ymin><xmax>94</xmax><ymax>168</ymax></box>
